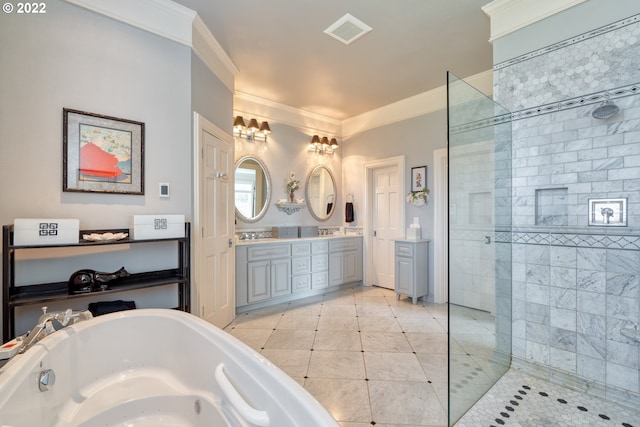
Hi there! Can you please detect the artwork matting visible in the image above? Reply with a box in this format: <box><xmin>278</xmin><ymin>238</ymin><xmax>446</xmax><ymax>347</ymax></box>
<box><xmin>411</xmin><ymin>166</ymin><xmax>427</xmax><ymax>192</ymax></box>
<box><xmin>63</xmin><ymin>108</ymin><xmax>145</xmax><ymax>195</ymax></box>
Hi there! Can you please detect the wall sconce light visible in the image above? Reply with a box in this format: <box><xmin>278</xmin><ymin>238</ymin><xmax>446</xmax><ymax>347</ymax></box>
<box><xmin>233</xmin><ymin>116</ymin><xmax>271</xmax><ymax>142</ymax></box>
<box><xmin>309</xmin><ymin>135</ymin><xmax>339</xmax><ymax>154</ymax></box>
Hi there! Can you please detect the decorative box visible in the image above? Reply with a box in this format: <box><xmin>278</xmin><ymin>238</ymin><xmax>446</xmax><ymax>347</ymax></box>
<box><xmin>299</xmin><ymin>226</ymin><xmax>318</xmax><ymax>238</ymax></box>
<box><xmin>130</xmin><ymin>214</ymin><xmax>185</xmax><ymax>240</ymax></box>
<box><xmin>272</xmin><ymin>226</ymin><xmax>298</xmax><ymax>239</ymax></box>
<box><xmin>13</xmin><ymin>218</ymin><xmax>80</xmax><ymax>246</ymax></box>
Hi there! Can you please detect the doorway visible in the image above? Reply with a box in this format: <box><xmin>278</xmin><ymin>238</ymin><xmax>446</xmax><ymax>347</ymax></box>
<box><xmin>192</xmin><ymin>112</ymin><xmax>235</xmax><ymax>328</ymax></box>
<box><xmin>364</xmin><ymin>156</ymin><xmax>405</xmax><ymax>289</ymax></box>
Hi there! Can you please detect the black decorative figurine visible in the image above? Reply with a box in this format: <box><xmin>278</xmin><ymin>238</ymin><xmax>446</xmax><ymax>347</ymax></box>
<box><xmin>69</xmin><ymin>266</ymin><xmax>130</xmax><ymax>294</ymax></box>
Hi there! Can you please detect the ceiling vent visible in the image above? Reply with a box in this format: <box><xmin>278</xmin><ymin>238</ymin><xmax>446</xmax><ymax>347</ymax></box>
<box><xmin>323</xmin><ymin>13</ymin><xmax>372</xmax><ymax>45</ymax></box>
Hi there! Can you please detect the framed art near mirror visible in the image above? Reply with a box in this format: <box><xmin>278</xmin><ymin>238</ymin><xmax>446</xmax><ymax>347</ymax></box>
<box><xmin>306</xmin><ymin>165</ymin><xmax>336</xmax><ymax>221</ymax></box>
<box><xmin>235</xmin><ymin>155</ymin><xmax>271</xmax><ymax>223</ymax></box>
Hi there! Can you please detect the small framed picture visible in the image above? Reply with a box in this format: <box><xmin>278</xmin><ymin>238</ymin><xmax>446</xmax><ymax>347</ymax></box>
<box><xmin>588</xmin><ymin>198</ymin><xmax>627</xmax><ymax>226</ymax></box>
<box><xmin>63</xmin><ymin>108</ymin><xmax>145</xmax><ymax>195</ymax></box>
<box><xmin>411</xmin><ymin>166</ymin><xmax>427</xmax><ymax>192</ymax></box>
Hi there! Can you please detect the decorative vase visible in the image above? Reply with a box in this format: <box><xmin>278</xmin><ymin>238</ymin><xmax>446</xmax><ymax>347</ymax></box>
<box><xmin>289</xmin><ymin>190</ymin><xmax>295</xmax><ymax>203</ymax></box>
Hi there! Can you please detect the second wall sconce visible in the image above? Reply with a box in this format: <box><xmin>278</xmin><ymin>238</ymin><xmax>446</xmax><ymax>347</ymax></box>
<box><xmin>234</xmin><ymin>116</ymin><xmax>271</xmax><ymax>142</ymax></box>
<box><xmin>309</xmin><ymin>135</ymin><xmax>339</xmax><ymax>154</ymax></box>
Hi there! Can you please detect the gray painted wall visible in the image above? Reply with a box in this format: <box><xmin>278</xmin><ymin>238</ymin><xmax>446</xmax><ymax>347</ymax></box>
<box><xmin>0</xmin><ymin>0</ymin><xmax>229</xmax><ymax>334</ymax></box>
<box><xmin>342</xmin><ymin>110</ymin><xmax>447</xmax><ymax>300</ymax></box>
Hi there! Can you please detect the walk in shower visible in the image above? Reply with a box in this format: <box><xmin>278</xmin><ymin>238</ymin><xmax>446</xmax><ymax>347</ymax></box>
<box><xmin>447</xmin><ymin>71</ymin><xmax>513</xmax><ymax>424</ymax></box>
<box><xmin>447</xmin><ymin>11</ymin><xmax>640</xmax><ymax>424</ymax></box>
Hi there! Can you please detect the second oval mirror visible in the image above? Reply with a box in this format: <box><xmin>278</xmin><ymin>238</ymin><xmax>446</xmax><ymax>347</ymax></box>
<box><xmin>306</xmin><ymin>165</ymin><xmax>336</xmax><ymax>221</ymax></box>
<box><xmin>235</xmin><ymin>156</ymin><xmax>271</xmax><ymax>223</ymax></box>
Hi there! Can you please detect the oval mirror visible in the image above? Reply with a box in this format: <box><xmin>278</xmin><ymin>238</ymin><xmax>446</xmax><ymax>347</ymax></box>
<box><xmin>235</xmin><ymin>155</ymin><xmax>271</xmax><ymax>223</ymax></box>
<box><xmin>305</xmin><ymin>165</ymin><xmax>336</xmax><ymax>222</ymax></box>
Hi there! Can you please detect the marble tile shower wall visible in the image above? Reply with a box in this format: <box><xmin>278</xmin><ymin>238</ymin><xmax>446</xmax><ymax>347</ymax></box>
<box><xmin>493</xmin><ymin>14</ymin><xmax>640</xmax><ymax>407</ymax></box>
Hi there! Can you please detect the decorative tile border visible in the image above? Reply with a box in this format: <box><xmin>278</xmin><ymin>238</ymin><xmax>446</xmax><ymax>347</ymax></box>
<box><xmin>511</xmin><ymin>83</ymin><xmax>640</xmax><ymax>121</ymax></box>
<box><xmin>451</xmin><ymin>229</ymin><xmax>640</xmax><ymax>251</ymax></box>
<box><xmin>494</xmin><ymin>14</ymin><xmax>640</xmax><ymax>71</ymax></box>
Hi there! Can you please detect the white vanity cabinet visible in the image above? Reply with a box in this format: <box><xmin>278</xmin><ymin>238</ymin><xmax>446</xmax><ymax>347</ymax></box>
<box><xmin>236</xmin><ymin>236</ymin><xmax>362</xmax><ymax>311</ymax></box>
<box><xmin>394</xmin><ymin>239</ymin><xmax>429</xmax><ymax>304</ymax></box>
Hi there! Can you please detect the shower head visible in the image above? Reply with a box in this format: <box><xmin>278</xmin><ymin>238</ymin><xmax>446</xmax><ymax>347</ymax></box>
<box><xmin>591</xmin><ymin>100</ymin><xmax>619</xmax><ymax>120</ymax></box>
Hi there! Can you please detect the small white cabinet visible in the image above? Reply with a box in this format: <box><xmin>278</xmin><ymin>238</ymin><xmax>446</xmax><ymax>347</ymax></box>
<box><xmin>394</xmin><ymin>239</ymin><xmax>429</xmax><ymax>304</ymax></box>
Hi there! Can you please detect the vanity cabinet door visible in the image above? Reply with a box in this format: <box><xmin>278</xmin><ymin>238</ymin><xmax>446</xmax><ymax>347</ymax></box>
<box><xmin>271</xmin><ymin>258</ymin><xmax>292</xmax><ymax>298</ymax></box>
<box><xmin>247</xmin><ymin>260</ymin><xmax>271</xmax><ymax>303</ymax></box>
<box><xmin>329</xmin><ymin>252</ymin><xmax>345</xmax><ymax>286</ymax></box>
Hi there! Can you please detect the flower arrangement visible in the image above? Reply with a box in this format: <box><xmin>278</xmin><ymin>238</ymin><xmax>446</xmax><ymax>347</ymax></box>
<box><xmin>406</xmin><ymin>188</ymin><xmax>430</xmax><ymax>207</ymax></box>
<box><xmin>286</xmin><ymin>172</ymin><xmax>300</xmax><ymax>202</ymax></box>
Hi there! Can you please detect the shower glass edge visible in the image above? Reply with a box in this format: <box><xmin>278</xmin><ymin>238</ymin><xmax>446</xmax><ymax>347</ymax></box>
<box><xmin>447</xmin><ymin>71</ymin><xmax>513</xmax><ymax>425</ymax></box>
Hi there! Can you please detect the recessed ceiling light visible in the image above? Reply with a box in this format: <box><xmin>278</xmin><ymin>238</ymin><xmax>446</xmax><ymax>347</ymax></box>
<box><xmin>323</xmin><ymin>13</ymin><xmax>372</xmax><ymax>45</ymax></box>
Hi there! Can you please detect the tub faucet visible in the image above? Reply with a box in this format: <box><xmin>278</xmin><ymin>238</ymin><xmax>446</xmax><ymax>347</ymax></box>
<box><xmin>17</xmin><ymin>307</ymin><xmax>93</xmax><ymax>355</ymax></box>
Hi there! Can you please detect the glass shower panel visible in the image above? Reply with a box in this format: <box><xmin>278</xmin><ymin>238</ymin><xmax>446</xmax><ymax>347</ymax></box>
<box><xmin>447</xmin><ymin>72</ymin><xmax>512</xmax><ymax>425</ymax></box>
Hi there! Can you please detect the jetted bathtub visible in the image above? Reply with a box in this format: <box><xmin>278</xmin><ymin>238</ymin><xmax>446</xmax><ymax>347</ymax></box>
<box><xmin>0</xmin><ymin>309</ymin><xmax>338</xmax><ymax>426</ymax></box>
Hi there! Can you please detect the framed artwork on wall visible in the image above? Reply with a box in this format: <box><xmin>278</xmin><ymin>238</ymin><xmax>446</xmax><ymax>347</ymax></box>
<box><xmin>411</xmin><ymin>166</ymin><xmax>427</xmax><ymax>192</ymax></box>
<box><xmin>63</xmin><ymin>108</ymin><xmax>145</xmax><ymax>195</ymax></box>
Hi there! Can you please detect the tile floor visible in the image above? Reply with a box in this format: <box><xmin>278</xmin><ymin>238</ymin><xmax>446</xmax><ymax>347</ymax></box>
<box><xmin>224</xmin><ymin>285</ymin><xmax>640</xmax><ymax>427</ymax></box>
<box><xmin>224</xmin><ymin>285</ymin><xmax>449</xmax><ymax>427</ymax></box>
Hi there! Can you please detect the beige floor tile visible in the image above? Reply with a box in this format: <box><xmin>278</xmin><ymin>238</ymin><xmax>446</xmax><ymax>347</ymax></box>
<box><xmin>225</xmin><ymin>328</ymin><xmax>272</xmax><ymax>351</ymax></box>
<box><xmin>361</xmin><ymin>331</ymin><xmax>412</xmax><ymax>352</ymax></box>
<box><xmin>416</xmin><ymin>353</ymin><xmax>448</xmax><ymax>383</ymax></box>
<box><xmin>308</xmin><ymin>350</ymin><xmax>366</xmax><ymax>379</ymax></box>
<box><xmin>263</xmin><ymin>329</ymin><xmax>315</xmax><ymax>350</ymax></box>
<box><xmin>355</xmin><ymin>295</ymin><xmax>388</xmax><ymax>306</ymax></box>
<box><xmin>314</xmin><ymin>330</ymin><xmax>362</xmax><ymax>351</ymax></box>
<box><xmin>357</xmin><ymin>315</ymin><xmax>402</xmax><ymax>332</ymax></box>
<box><xmin>276</xmin><ymin>313</ymin><xmax>319</xmax><ymax>330</ymax></box>
<box><xmin>406</xmin><ymin>332</ymin><xmax>448</xmax><ymax>353</ymax></box>
<box><xmin>368</xmin><ymin>380</ymin><xmax>447</xmax><ymax>426</ymax></box>
<box><xmin>304</xmin><ymin>378</ymin><xmax>373</xmax><ymax>423</ymax></box>
<box><xmin>356</xmin><ymin>304</ymin><xmax>395</xmax><ymax>317</ymax></box>
<box><xmin>396</xmin><ymin>316</ymin><xmax>447</xmax><ymax>333</ymax></box>
<box><xmin>260</xmin><ymin>348</ymin><xmax>311</xmax><ymax>378</ymax></box>
<box><xmin>317</xmin><ymin>315</ymin><xmax>359</xmax><ymax>331</ymax></box>
<box><xmin>321</xmin><ymin>304</ymin><xmax>357</xmax><ymax>316</ymax></box>
<box><xmin>231</xmin><ymin>312</ymin><xmax>282</xmax><ymax>329</ymax></box>
<box><xmin>364</xmin><ymin>351</ymin><xmax>427</xmax><ymax>381</ymax></box>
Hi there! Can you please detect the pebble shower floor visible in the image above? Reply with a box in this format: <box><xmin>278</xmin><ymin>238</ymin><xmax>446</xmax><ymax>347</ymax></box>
<box><xmin>455</xmin><ymin>369</ymin><xmax>640</xmax><ymax>427</ymax></box>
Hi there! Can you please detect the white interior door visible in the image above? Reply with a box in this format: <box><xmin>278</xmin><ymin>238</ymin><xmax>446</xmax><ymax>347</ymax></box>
<box><xmin>371</xmin><ymin>165</ymin><xmax>401</xmax><ymax>289</ymax></box>
<box><xmin>193</xmin><ymin>113</ymin><xmax>235</xmax><ymax>328</ymax></box>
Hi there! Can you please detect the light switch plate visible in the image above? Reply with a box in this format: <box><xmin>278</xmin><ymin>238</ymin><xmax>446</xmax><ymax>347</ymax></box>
<box><xmin>159</xmin><ymin>182</ymin><xmax>170</xmax><ymax>198</ymax></box>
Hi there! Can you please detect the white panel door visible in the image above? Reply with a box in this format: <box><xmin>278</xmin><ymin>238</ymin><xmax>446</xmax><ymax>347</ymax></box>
<box><xmin>372</xmin><ymin>165</ymin><xmax>400</xmax><ymax>289</ymax></box>
<box><xmin>195</xmin><ymin>113</ymin><xmax>235</xmax><ymax>328</ymax></box>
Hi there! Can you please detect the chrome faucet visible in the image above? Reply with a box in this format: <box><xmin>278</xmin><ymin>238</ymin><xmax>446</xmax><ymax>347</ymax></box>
<box><xmin>17</xmin><ymin>307</ymin><xmax>93</xmax><ymax>355</ymax></box>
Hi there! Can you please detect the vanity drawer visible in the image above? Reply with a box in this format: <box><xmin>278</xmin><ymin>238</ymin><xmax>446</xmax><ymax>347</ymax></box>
<box><xmin>312</xmin><ymin>255</ymin><xmax>328</xmax><ymax>272</ymax></box>
<box><xmin>395</xmin><ymin>242</ymin><xmax>414</xmax><ymax>258</ymax></box>
<box><xmin>247</xmin><ymin>244</ymin><xmax>291</xmax><ymax>261</ymax></box>
<box><xmin>329</xmin><ymin>238</ymin><xmax>358</xmax><ymax>252</ymax></box>
<box><xmin>292</xmin><ymin>242</ymin><xmax>311</xmax><ymax>256</ymax></box>
<box><xmin>291</xmin><ymin>256</ymin><xmax>311</xmax><ymax>275</ymax></box>
<box><xmin>292</xmin><ymin>274</ymin><xmax>311</xmax><ymax>293</ymax></box>
<box><xmin>312</xmin><ymin>241</ymin><xmax>329</xmax><ymax>254</ymax></box>
<box><xmin>312</xmin><ymin>271</ymin><xmax>329</xmax><ymax>289</ymax></box>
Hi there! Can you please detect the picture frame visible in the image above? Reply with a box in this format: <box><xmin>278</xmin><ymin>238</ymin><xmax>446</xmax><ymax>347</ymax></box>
<box><xmin>411</xmin><ymin>166</ymin><xmax>427</xmax><ymax>192</ymax></box>
<box><xmin>63</xmin><ymin>108</ymin><xmax>145</xmax><ymax>195</ymax></box>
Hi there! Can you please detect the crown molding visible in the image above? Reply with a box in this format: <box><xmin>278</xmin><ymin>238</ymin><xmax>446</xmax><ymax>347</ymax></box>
<box><xmin>341</xmin><ymin>69</ymin><xmax>493</xmax><ymax>138</ymax></box>
<box><xmin>234</xmin><ymin>92</ymin><xmax>342</xmax><ymax>136</ymax></box>
<box><xmin>482</xmin><ymin>0</ymin><xmax>586</xmax><ymax>42</ymax></box>
<box><xmin>64</xmin><ymin>0</ymin><xmax>237</xmax><ymax>91</ymax></box>
<box><xmin>65</xmin><ymin>0</ymin><xmax>196</xmax><ymax>46</ymax></box>
<box><xmin>192</xmin><ymin>15</ymin><xmax>238</xmax><ymax>92</ymax></box>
